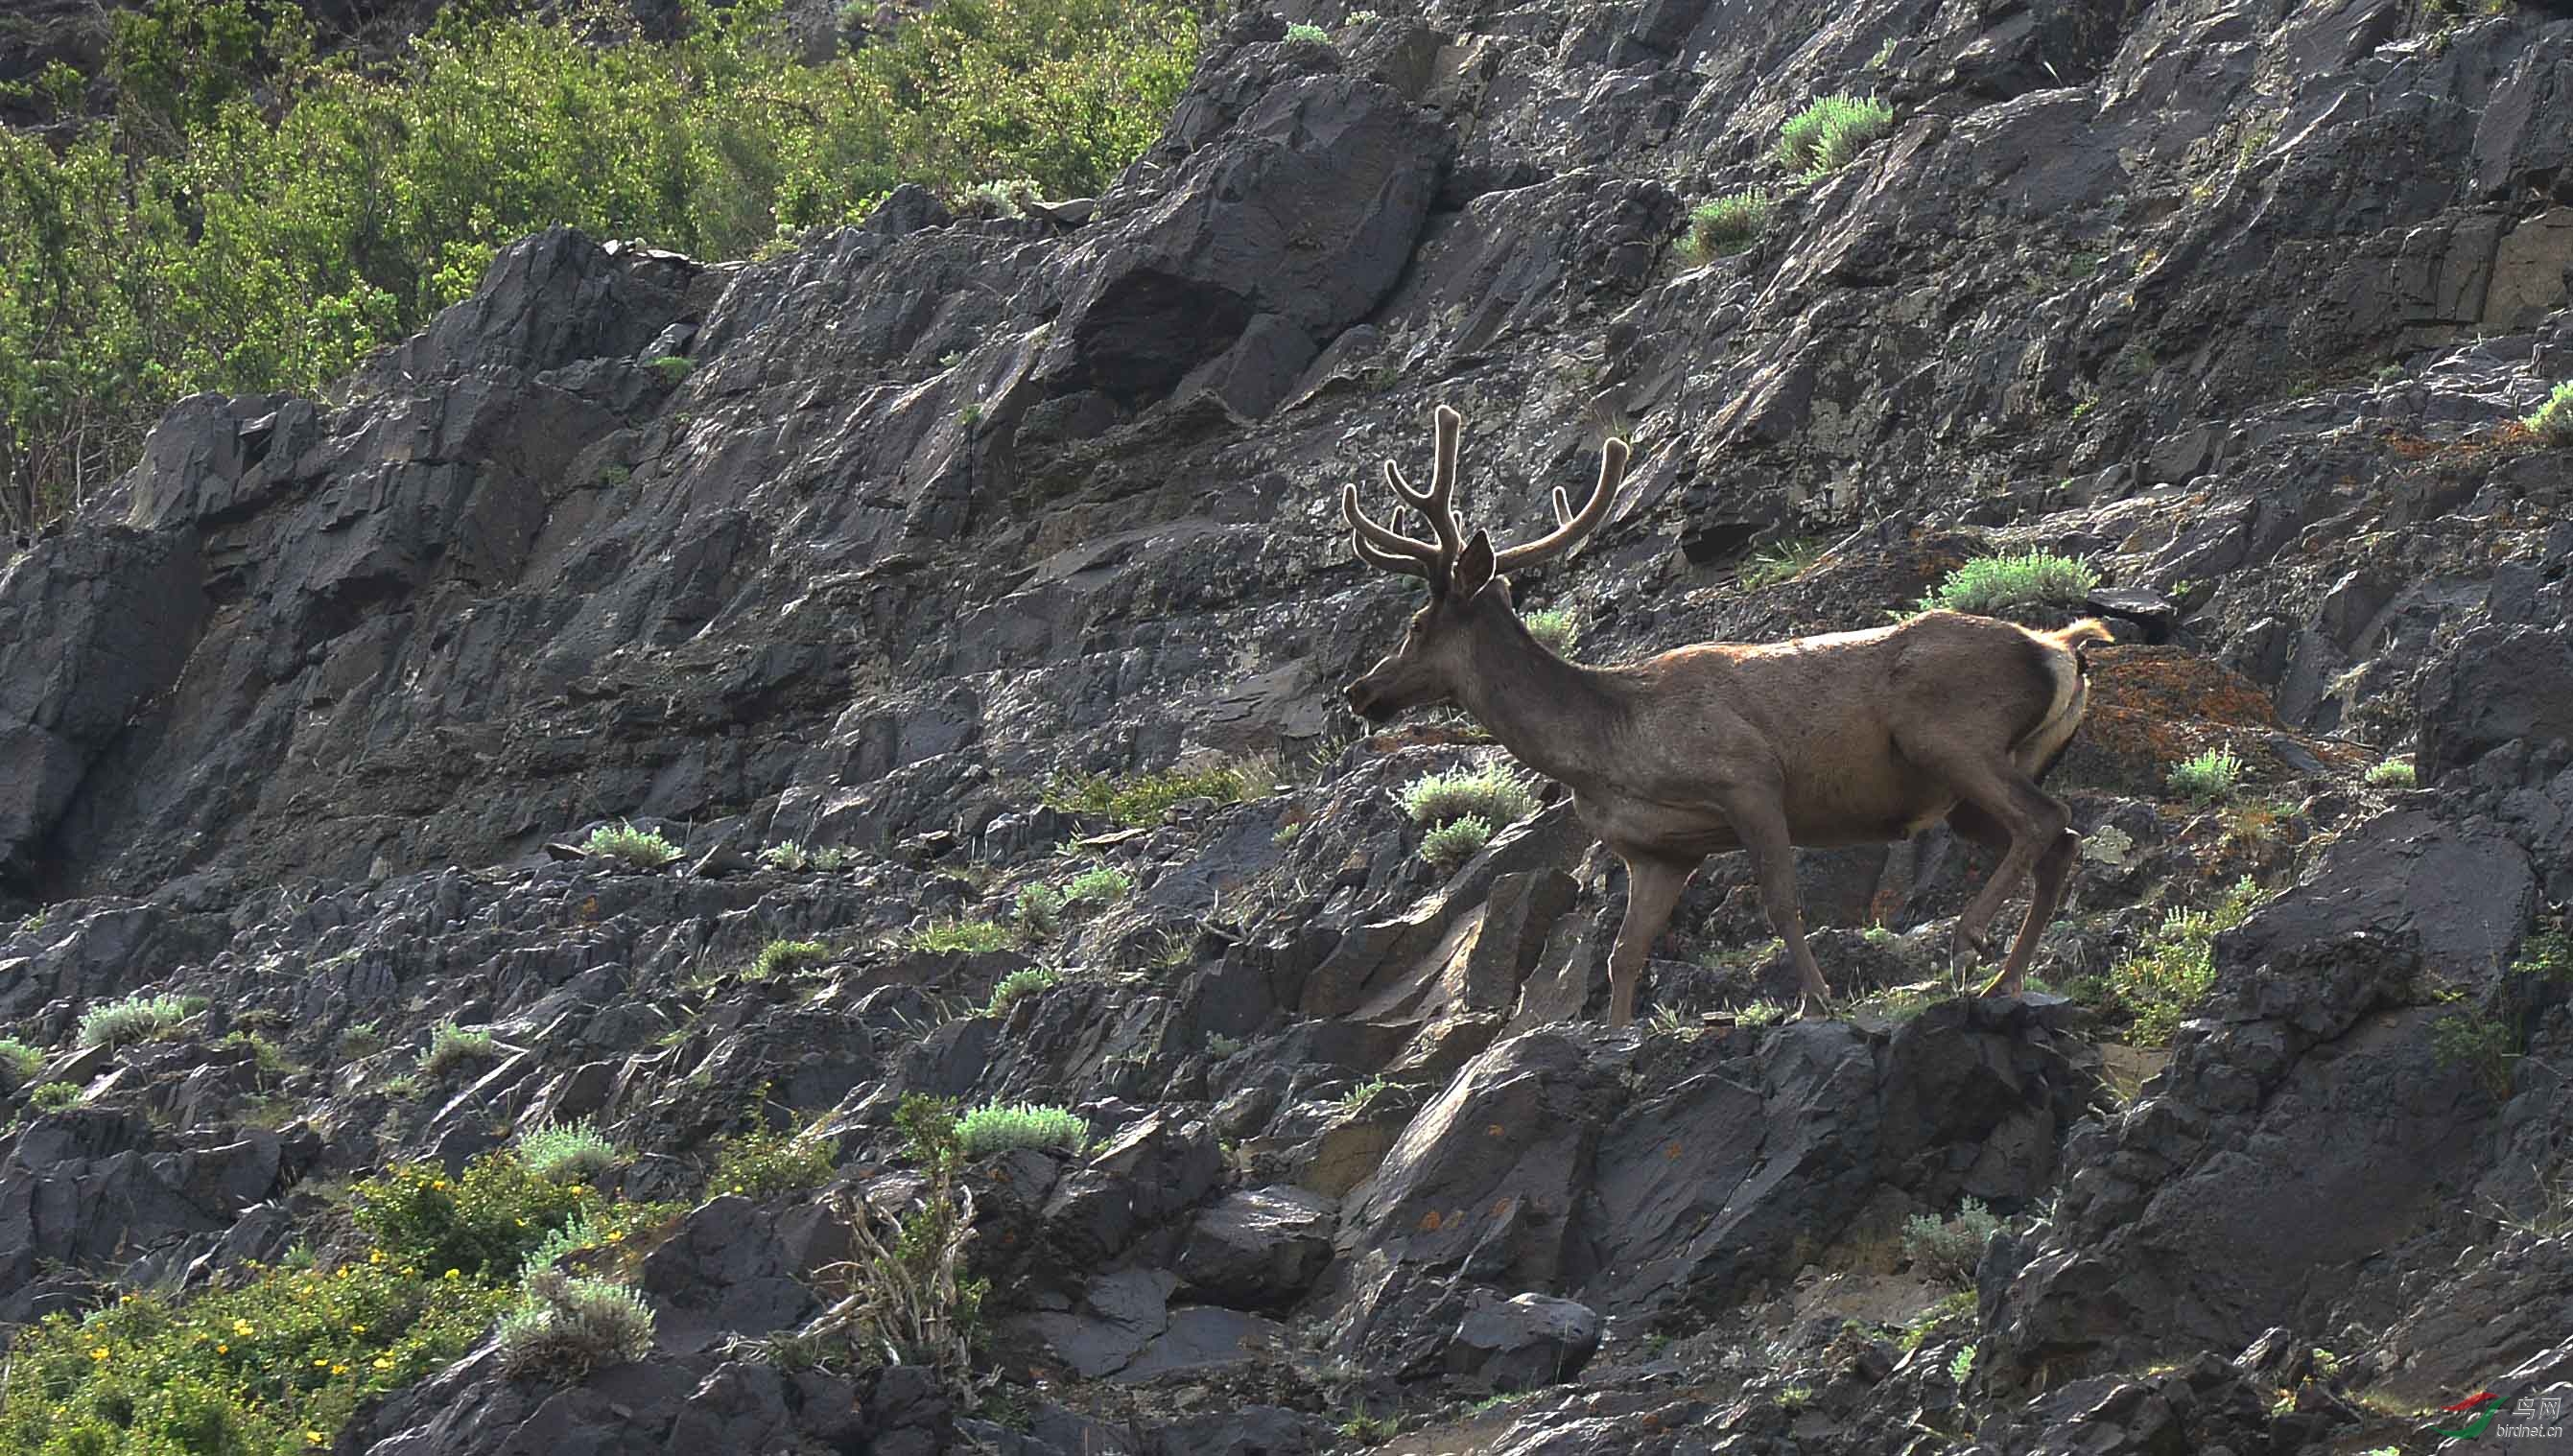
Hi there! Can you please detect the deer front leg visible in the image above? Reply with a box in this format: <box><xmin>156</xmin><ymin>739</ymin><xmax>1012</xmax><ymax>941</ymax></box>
<box><xmin>1716</xmin><ymin>791</ymin><xmax>1834</xmax><ymax>1018</ymax></box>
<box><xmin>1607</xmin><ymin>855</ymin><xmax>1693</xmax><ymax>1028</ymax></box>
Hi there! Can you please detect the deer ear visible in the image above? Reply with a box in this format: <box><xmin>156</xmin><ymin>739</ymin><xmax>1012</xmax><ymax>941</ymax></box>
<box><xmin>1452</xmin><ymin>529</ymin><xmax>1497</xmax><ymax>599</ymax></box>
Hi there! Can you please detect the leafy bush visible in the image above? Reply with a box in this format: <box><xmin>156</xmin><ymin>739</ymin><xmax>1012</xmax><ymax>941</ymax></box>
<box><xmin>517</xmin><ymin>1118</ymin><xmax>621</xmax><ymax>1184</ymax></box>
<box><xmin>1044</xmin><ymin>763</ymin><xmax>1256</xmax><ymax>827</ymax></box>
<box><xmin>0</xmin><ymin>0</ymin><xmax>1202</xmax><ymax>530</ymax></box>
<box><xmin>982</xmin><ymin>966</ymin><xmax>1061</xmax><ymax>1019</ymax></box>
<box><xmin>77</xmin><ymin>992</ymin><xmax>194</xmax><ymax>1049</ymax></box>
<box><xmin>581</xmin><ymin>821</ymin><xmax>682</xmax><ymax>868</ymax></box>
<box><xmin>1205</xmin><ymin>1032</ymin><xmax>1245</xmax><ymax>1061</ymax></box>
<box><xmin>1420</xmin><ymin>814</ymin><xmax>1493</xmax><ymax>872</ymax></box>
<box><xmin>2514</xmin><ymin>928</ymin><xmax>2573</xmax><ymax>981</ymax></box>
<box><xmin>0</xmin><ymin>1243</ymin><xmax>508</xmax><ymax>1453</ymax></box>
<box><xmin>495</xmin><ymin>1269</ymin><xmax>656</xmax><ymax>1378</ymax></box>
<box><xmin>759</xmin><ymin>840</ymin><xmax>812</xmax><ymax>871</ymax></box>
<box><xmin>648</xmin><ymin>354</ymin><xmax>694</xmax><ymax>385</ymax></box>
<box><xmin>0</xmin><ymin>1037</ymin><xmax>44</xmax><ymax>1088</ymax></box>
<box><xmin>1523</xmin><ymin>604</ymin><xmax>1581</xmax><ymax>655</ymax></box>
<box><xmin>352</xmin><ymin>1153</ymin><xmax>595</xmax><ymax>1280</ymax></box>
<box><xmin>419</xmin><ymin>1020</ymin><xmax>502</xmax><ymax>1075</ymax></box>
<box><xmin>1063</xmin><ymin>864</ymin><xmax>1134</xmax><ymax>907</ymax></box>
<box><xmin>2364</xmin><ymin>759</ymin><xmax>2417</xmax><ymax>789</ymax></box>
<box><xmin>1016</xmin><ymin>881</ymin><xmax>1068</xmax><ymax>938</ymax></box>
<box><xmin>1915</xmin><ymin>550</ymin><xmax>2101</xmax><ymax>615</ymax></box>
<box><xmin>1679</xmin><ymin>188</ymin><xmax>1775</xmax><ymax>262</ymax></box>
<box><xmin>1284</xmin><ymin>20</ymin><xmax>1331</xmax><ymax>42</ymax></box>
<box><xmin>1733</xmin><ymin>999</ymin><xmax>1788</xmax><ymax>1029</ymax></box>
<box><xmin>2527</xmin><ymin>380</ymin><xmax>2573</xmax><ymax>444</ymax></box>
<box><xmin>711</xmin><ymin>1122</ymin><xmax>840</xmax><ymax>1199</ymax></box>
<box><xmin>907</xmin><ymin>919</ymin><xmax>1014</xmax><ymax>954</ymax></box>
<box><xmin>956</xmin><ymin>1100</ymin><xmax>1089</xmax><ymax>1157</ymax></box>
<box><xmin>2166</xmin><ymin>747</ymin><xmax>2245</xmax><ymax>804</ymax></box>
<box><xmin>1778</xmin><ymin>93</ymin><xmax>1896</xmax><ymax>176</ymax></box>
<box><xmin>1398</xmin><ymin>763</ymin><xmax>1538</xmax><ymax>827</ymax></box>
<box><xmin>792</xmin><ymin>1094</ymin><xmax>985</xmax><ymax>1389</ymax></box>
<box><xmin>1902</xmin><ymin>1196</ymin><xmax>2003</xmax><ymax>1285</ymax></box>
<box><xmin>751</xmin><ymin>938</ymin><xmax>831</xmax><ymax>978</ymax></box>
<box><xmin>2432</xmin><ymin>1007</ymin><xmax>2514</xmax><ymax>1099</ymax></box>
<box><xmin>2107</xmin><ymin>878</ymin><xmax>2262</xmax><ymax>1045</ymax></box>
<box><xmin>29</xmin><ymin>1081</ymin><xmax>83</xmax><ymax>1112</ymax></box>
<box><xmin>951</xmin><ymin>176</ymin><xmax>1042</xmax><ymax>219</ymax></box>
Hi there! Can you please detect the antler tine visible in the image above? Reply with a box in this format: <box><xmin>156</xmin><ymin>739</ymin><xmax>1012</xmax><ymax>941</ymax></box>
<box><xmin>1342</xmin><ymin>483</ymin><xmax>1441</xmax><ymax>579</ymax></box>
<box><xmin>1493</xmin><ymin>435</ymin><xmax>1629</xmax><ymax>574</ymax></box>
<box><xmin>1548</xmin><ymin>485</ymin><xmax>1574</xmax><ymax>529</ymax></box>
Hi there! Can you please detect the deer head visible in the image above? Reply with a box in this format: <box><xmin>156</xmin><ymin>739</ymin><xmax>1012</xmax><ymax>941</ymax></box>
<box><xmin>1341</xmin><ymin>407</ymin><xmax>1629</xmax><ymax>722</ymax></box>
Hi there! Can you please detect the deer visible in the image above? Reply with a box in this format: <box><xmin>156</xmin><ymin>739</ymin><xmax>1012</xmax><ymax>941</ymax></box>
<box><xmin>1338</xmin><ymin>406</ymin><xmax>2110</xmax><ymax>1026</ymax></box>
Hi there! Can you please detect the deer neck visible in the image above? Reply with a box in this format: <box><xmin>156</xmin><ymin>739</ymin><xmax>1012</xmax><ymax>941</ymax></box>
<box><xmin>1449</xmin><ymin>613</ymin><xmax>1623</xmax><ymax>788</ymax></box>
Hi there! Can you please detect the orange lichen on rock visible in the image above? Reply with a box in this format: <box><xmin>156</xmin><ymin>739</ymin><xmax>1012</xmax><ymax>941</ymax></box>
<box><xmin>2056</xmin><ymin>646</ymin><xmax>2284</xmax><ymax>796</ymax></box>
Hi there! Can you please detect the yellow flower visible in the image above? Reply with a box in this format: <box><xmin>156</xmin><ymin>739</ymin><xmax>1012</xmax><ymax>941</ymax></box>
<box><xmin>88</xmin><ymin>1348</ymin><xmax>107</xmax><ymax>1362</ymax></box>
<box><xmin>314</xmin><ymin>1358</ymin><xmax>329</xmax><ymax>1368</ymax></box>
<box><xmin>606</xmin><ymin>1231</ymin><xmax>625</xmax><ymax>1243</ymax></box>
<box><xmin>332</xmin><ymin>1364</ymin><xmax>348</xmax><ymax>1375</ymax></box>
<box><xmin>350</xmin><ymin>1324</ymin><xmax>366</xmax><ymax>1334</ymax></box>
<box><xmin>374</xmin><ymin>1356</ymin><xmax>395</xmax><ymax>1371</ymax></box>
<box><xmin>368</xmin><ymin>1251</ymin><xmax>385</xmax><ymax>1265</ymax></box>
<box><xmin>233</xmin><ymin>1320</ymin><xmax>254</xmax><ymax>1336</ymax></box>
<box><xmin>336</xmin><ymin>1268</ymin><xmax>350</xmax><ymax>1279</ymax></box>
<box><xmin>731</xmin><ymin>1185</ymin><xmax>744</xmax><ymax>1194</ymax></box>
<box><xmin>217</xmin><ymin>1343</ymin><xmax>229</xmax><ymax>1354</ymax></box>
<box><xmin>443</xmin><ymin>1268</ymin><xmax>460</xmax><ymax>1280</ymax></box>
<box><xmin>307</xmin><ymin>1432</ymin><xmax>324</xmax><ymax>1446</ymax></box>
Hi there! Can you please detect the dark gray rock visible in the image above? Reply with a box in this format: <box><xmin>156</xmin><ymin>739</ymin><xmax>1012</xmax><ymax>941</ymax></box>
<box><xmin>1445</xmin><ymin>1292</ymin><xmax>1603</xmax><ymax>1391</ymax></box>
<box><xmin>1175</xmin><ymin>1184</ymin><xmax>1336</xmax><ymax>1309</ymax></box>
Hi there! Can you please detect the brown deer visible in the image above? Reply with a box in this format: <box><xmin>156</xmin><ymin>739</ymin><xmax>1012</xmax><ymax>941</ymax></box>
<box><xmin>1340</xmin><ymin>406</ymin><xmax>2108</xmax><ymax>1025</ymax></box>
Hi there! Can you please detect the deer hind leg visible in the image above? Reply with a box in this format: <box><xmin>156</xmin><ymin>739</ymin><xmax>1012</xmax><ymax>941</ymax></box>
<box><xmin>1608</xmin><ymin>855</ymin><xmax>1693</xmax><ymax>1029</ymax></box>
<box><xmin>1711</xmin><ymin>790</ymin><xmax>1834</xmax><ymax>1017</ymax></box>
<box><xmin>1979</xmin><ymin>826</ymin><xmax>2079</xmax><ymax>996</ymax></box>
<box><xmin>1918</xmin><ymin>754</ymin><xmax>2071</xmax><ymax>985</ymax></box>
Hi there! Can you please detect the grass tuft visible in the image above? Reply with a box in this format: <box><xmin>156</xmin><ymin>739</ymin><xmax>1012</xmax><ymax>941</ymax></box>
<box><xmin>1915</xmin><ymin>550</ymin><xmax>2100</xmax><ymax>615</ymax></box>
<box><xmin>1778</xmin><ymin>93</ymin><xmax>1895</xmax><ymax>176</ymax></box>
<box><xmin>750</xmin><ymin>939</ymin><xmax>831</xmax><ymax>979</ymax></box>
<box><xmin>1522</xmin><ymin>604</ymin><xmax>1581</xmax><ymax>656</ymax></box>
<box><xmin>1739</xmin><ymin>536</ymin><xmax>1825</xmax><ymax>589</ymax></box>
<box><xmin>515</xmin><ymin>1119</ymin><xmax>621</xmax><ymax>1184</ymax></box>
<box><xmin>580</xmin><ymin>821</ymin><xmax>682</xmax><ymax>868</ymax></box>
<box><xmin>1420</xmin><ymin>815</ymin><xmax>1493</xmax><ymax>872</ymax></box>
<box><xmin>1043</xmin><ymin>762</ymin><xmax>1257</xmax><ymax>828</ymax></box>
<box><xmin>2364</xmin><ymin>759</ymin><xmax>2416</xmax><ymax>789</ymax></box>
<box><xmin>711</xmin><ymin>1121</ymin><xmax>840</xmax><ymax>1200</ymax></box>
<box><xmin>981</xmin><ymin>966</ymin><xmax>1061</xmax><ymax>1019</ymax></box>
<box><xmin>907</xmin><ymin>919</ymin><xmax>1014</xmax><ymax>954</ymax></box>
<box><xmin>77</xmin><ymin>994</ymin><xmax>193</xmax><ymax>1049</ymax></box>
<box><xmin>419</xmin><ymin>1020</ymin><xmax>503</xmax><ymax>1076</ymax></box>
<box><xmin>2525</xmin><ymin>380</ymin><xmax>2573</xmax><ymax>444</ymax></box>
<box><xmin>1678</xmin><ymin>188</ymin><xmax>1775</xmax><ymax>262</ymax></box>
<box><xmin>1397</xmin><ymin>763</ymin><xmax>1538</xmax><ymax>827</ymax></box>
<box><xmin>1902</xmin><ymin>1197</ymin><xmax>2003</xmax><ymax>1285</ymax></box>
<box><xmin>495</xmin><ymin>1268</ymin><xmax>656</xmax><ymax>1377</ymax></box>
<box><xmin>956</xmin><ymin>1101</ymin><xmax>1089</xmax><ymax>1157</ymax></box>
<box><xmin>2166</xmin><ymin>747</ymin><xmax>2245</xmax><ymax>804</ymax></box>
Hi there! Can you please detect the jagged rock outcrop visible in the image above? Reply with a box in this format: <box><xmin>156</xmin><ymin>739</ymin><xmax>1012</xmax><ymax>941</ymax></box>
<box><xmin>3</xmin><ymin>0</ymin><xmax>2572</xmax><ymax>1451</ymax></box>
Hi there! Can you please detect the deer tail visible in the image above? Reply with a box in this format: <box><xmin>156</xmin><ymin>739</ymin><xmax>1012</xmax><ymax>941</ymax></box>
<box><xmin>2046</xmin><ymin>618</ymin><xmax>2113</xmax><ymax>677</ymax></box>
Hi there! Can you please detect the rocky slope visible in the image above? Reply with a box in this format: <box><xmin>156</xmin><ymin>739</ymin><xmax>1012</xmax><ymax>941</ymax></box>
<box><xmin>4</xmin><ymin>0</ymin><xmax>2573</xmax><ymax>1451</ymax></box>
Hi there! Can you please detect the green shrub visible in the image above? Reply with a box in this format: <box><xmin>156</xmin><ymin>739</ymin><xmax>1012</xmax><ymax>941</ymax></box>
<box><xmin>2166</xmin><ymin>747</ymin><xmax>2245</xmax><ymax>804</ymax></box>
<box><xmin>0</xmin><ymin>0</ymin><xmax>1203</xmax><ymax>530</ymax></box>
<box><xmin>217</xmin><ymin>1029</ymin><xmax>289</xmax><ymax>1074</ymax></box>
<box><xmin>1062</xmin><ymin>864</ymin><xmax>1134</xmax><ymax>907</ymax></box>
<box><xmin>1523</xmin><ymin>604</ymin><xmax>1581</xmax><ymax>656</ymax></box>
<box><xmin>1740</xmin><ymin>536</ymin><xmax>1825</xmax><ymax>590</ymax></box>
<box><xmin>711</xmin><ymin>1123</ymin><xmax>840</xmax><ymax>1199</ymax></box>
<box><xmin>1205</xmin><ymin>1032</ymin><xmax>1245</xmax><ymax>1061</ymax></box>
<box><xmin>352</xmin><ymin>1153</ymin><xmax>596</xmax><ymax>1280</ymax></box>
<box><xmin>495</xmin><ymin>1268</ymin><xmax>656</xmax><ymax>1377</ymax></box>
<box><xmin>2526</xmin><ymin>380</ymin><xmax>2573</xmax><ymax>444</ymax></box>
<box><xmin>1915</xmin><ymin>550</ymin><xmax>2101</xmax><ymax>615</ymax></box>
<box><xmin>1016</xmin><ymin>881</ymin><xmax>1068</xmax><ymax>938</ymax></box>
<box><xmin>1336</xmin><ymin>1077</ymin><xmax>1392</xmax><ymax>1114</ymax></box>
<box><xmin>29</xmin><ymin>1081</ymin><xmax>83</xmax><ymax>1112</ymax></box>
<box><xmin>2364</xmin><ymin>759</ymin><xmax>2417</xmax><ymax>789</ymax></box>
<box><xmin>2432</xmin><ymin>1007</ymin><xmax>2514</xmax><ymax>1099</ymax></box>
<box><xmin>1420</xmin><ymin>814</ymin><xmax>1493</xmax><ymax>872</ymax></box>
<box><xmin>2513</xmin><ymin>928</ymin><xmax>2573</xmax><ymax>981</ymax></box>
<box><xmin>751</xmin><ymin>938</ymin><xmax>831</xmax><ymax>979</ymax></box>
<box><xmin>648</xmin><ymin>354</ymin><xmax>694</xmax><ymax>384</ymax></box>
<box><xmin>1044</xmin><ymin>763</ymin><xmax>1256</xmax><ymax>828</ymax></box>
<box><xmin>516</xmin><ymin>1118</ymin><xmax>621</xmax><ymax>1184</ymax></box>
<box><xmin>1733</xmin><ymin>999</ymin><xmax>1788</xmax><ymax>1029</ymax></box>
<box><xmin>1678</xmin><ymin>187</ymin><xmax>1775</xmax><ymax>262</ymax></box>
<box><xmin>956</xmin><ymin>1101</ymin><xmax>1089</xmax><ymax>1157</ymax></box>
<box><xmin>77</xmin><ymin>993</ymin><xmax>194</xmax><ymax>1048</ymax></box>
<box><xmin>1397</xmin><ymin>763</ymin><xmax>1538</xmax><ymax>827</ymax></box>
<box><xmin>951</xmin><ymin>176</ymin><xmax>1042</xmax><ymax>219</ymax></box>
<box><xmin>1778</xmin><ymin>93</ymin><xmax>1895</xmax><ymax>176</ymax></box>
<box><xmin>0</xmin><ymin>1240</ymin><xmax>508</xmax><ymax>1453</ymax></box>
<box><xmin>1902</xmin><ymin>1196</ymin><xmax>2003</xmax><ymax>1285</ymax></box>
<box><xmin>420</xmin><ymin>1020</ymin><xmax>503</xmax><ymax>1076</ymax></box>
<box><xmin>2107</xmin><ymin>878</ymin><xmax>2262</xmax><ymax>1045</ymax></box>
<box><xmin>759</xmin><ymin>840</ymin><xmax>812</xmax><ymax>871</ymax></box>
<box><xmin>581</xmin><ymin>821</ymin><xmax>682</xmax><ymax>868</ymax></box>
<box><xmin>982</xmin><ymin>966</ymin><xmax>1061</xmax><ymax>1019</ymax></box>
<box><xmin>0</xmin><ymin>1037</ymin><xmax>44</xmax><ymax>1088</ymax></box>
<box><xmin>793</xmin><ymin>1094</ymin><xmax>986</xmax><ymax>1388</ymax></box>
<box><xmin>907</xmin><ymin>919</ymin><xmax>1015</xmax><ymax>954</ymax></box>
<box><xmin>1284</xmin><ymin>20</ymin><xmax>1331</xmax><ymax>43</ymax></box>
